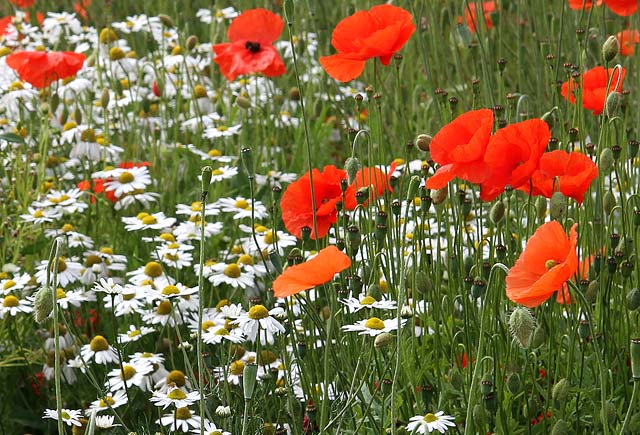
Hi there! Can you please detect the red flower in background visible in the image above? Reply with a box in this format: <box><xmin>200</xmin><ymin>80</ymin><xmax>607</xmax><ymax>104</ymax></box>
<box><xmin>281</xmin><ymin>165</ymin><xmax>346</xmax><ymax>240</ymax></box>
<box><xmin>320</xmin><ymin>4</ymin><xmax>415</xmax><ymax>82</ymax></box>
<box><xmin>617</xmin><ymin>29</ymin><xmax>640</xmax><ymax>55</ymax></box>
<box><xmin>561</xmin><ymin>66</ymin><xmax>626</xmax><ymax>115</ymax></box>
<box><xmin>0</xmin><ymin>16</ymin><xmax>13</xmax><ymax>36</ymax></box>
<box><xmin>506</xmin><ymin>221</ymin><xmax>579</xmax><ymax>308</ymax></box>
<box><xmin>518</xmin><ymin>150</ymin><xmax>598</xmax><ymax>204</ymax></box>
<box><xmin>6</xmin><ymin>51</ymin><xmax>85</xmax><ymax>88</ymax></box>
<box><xmin>603</xmin><ymin>0</ymin><xmax>638</xmax><ymax>15</ymax></box>
<box><xmin>9</xmin><ymin>0</ymin><xmax>35</xmax><ymax>8</ymax></box>
<box><xmin>343</xmin><ymin>162</ymin><xmax>397</xmax><ymax>209</ymax></box>
<box><xmin>464</xmin><ymin>1</ymin><xmax>497</xmax><ymax>32</ymax></box>
<box><xmin>567</xmin><ymin>0</ymin><xmax>603</xmax><ymax>9</ymax></box>
<box><xmin>74</xmin><ymin>0</ymin><xmax>91</xmax><ymax>21</ymax></box>
<box><xmin>425</xmin><ymin>109</ymin><xmax>494</xmax><ymax>190</ymax></box>
<box><xmin>78</xmin><ymin>178</ymin><xmax>117</xmax><ymax>203</ymax></box>
<box><xmin>213</xmin><ymin>8</ymin><xmax>286</xmax><ymax>81</ymax></box>
<box><xmin>272</xmin><ymin>246</ymin><xmax>351</xmax><ymax>298</ymax></box>
<box><xmin>480</xmin><ymin>119</ymin><xmax>550</xmax><ymax>202</ymax></box>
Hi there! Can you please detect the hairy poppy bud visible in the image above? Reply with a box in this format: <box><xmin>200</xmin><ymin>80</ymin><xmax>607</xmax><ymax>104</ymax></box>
<box><xmin>34</xmin><ymin>286</ymin><xmax>53</xmax><ymax>324</ymax></box>
<box><xmin>552</xmin><ymin>378</ymin><xmax>570</xmax><ymax>402</ymax></box>
<box><xmin>235</xmin><ymin>96</ymin><xmax>251</xmax><ymax>109</ymax></box>
<box><xmin>551</xmin><ymin>419</ymin><xmax>570</xmax><ymax>435</ymax></box>
<box><xmin>602</xmin><ymin>35</ymin><xmax>620</xmax><ymax>62</ymax></box>
<box><xmin>415</xmin><ymin>271</ymin><xmax>432</xmax><ymax>295</ymax></box>
<box><xmin>490</xmin><ymin>200</ymin><xmax>505</xmax><ymax>224</ymax></box>
<box><xmin>186</xmin><ymin>35</ymin><xmax>198</xmax><ymax>51</ymax></box>
<box><xmin>243</xmin><ymin>363</ymin><xmax>258</xmax><ymax>400</ymax></box>
<box><xmin>473</xmin><ymin>404</ymin><xmax>486</xmax><ymax>426</ymax></box>
<box><xmin>605</xmin><ymin>91</ymin><xmax>623</xmax><ymax>118</ymax></box>
<box><xmin>407</xmin><ymin>175</ymin><xmax>420</xmax><ymax>202</ymax></box>
<box><xmin>506</xmin><ymin>373</ymin><xmax>521</xmax><ymax>394</ymax></box>
<box><xmin>531</xmin><ymin>325</ymin><xmax>546</xmax><ymax>348</ymax></box>
<box><xmin>241</xmin><ymin>147</ymin><xmax>254</xmax><ymax>178</ymax></box>
<box><xmin>374</xmin><ymin>332</ymin><xmax>393</xmax><ymax>348</ymax></box>
<box><xmin>549</xmin><ymin>191</ymin><xmax>566</xmax><ymax>221</ymax></box>
<box><xmin>158</xmin><ymin>14</ymin><xmax>174</xmax><ymax>27</ymax></box>
<box><xmin>627</xmin><ymin>289</ymin><xmax>640</xmax><ymax>311</ymax></box>
<box><xmin>599</xmin><ymin>147</ymin><xmax>614</xmax><ymax>173</ymax></box>
<box><xmin>344</xmin><ymin>157</ymin><xmax>361</xmax><ymax>185</ymax></box>
<box><xmin>603</xmin><ymin>191</ymin><xmax>616</xmax><ymax>217</ymax></box>
<box><xmin>431</xmin><ymin>187</ymin><xmax>448</xmax><ymax>205</ymax></box>
<box><xmin>536</xmin><ymin>196</ymin><xmax>548</xmax><ymax>220</ymax></box>
<box><xmin>416</xmin><ymin>134</ymin><xmax>432</xmax><ymax>152</ymax></box>
<box><xmin>509</xmin><ymin>307</ymin><xmax>536</xmax><ymax>349</ymax></box>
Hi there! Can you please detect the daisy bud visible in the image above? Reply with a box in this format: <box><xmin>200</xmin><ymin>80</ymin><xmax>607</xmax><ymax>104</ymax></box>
<box><xmin>552</xmin><ymin>378</ymin><xmax>570</xmax><ymax>402</ymax></box>
<box><xmin>627</xmin><ymin>288</ymin><xmax>640</xmax><ymax>311</ymax></box>
<box><xmin>201</xmin><ymin>166</ymin><xmax>212</xmax><ymax>194</ymax></box>
<box><xmin>631</xmin><ymin>339</ymin><xmax>640</xmax><ymax>380</ymax></box>
<box><xmin>34</xmin><ymin>285</ymin><xmax>54</xmax><ymax>324</ymax></box>
<box><xmin>489</xmin><ymin>200</ymin><xmax>505</xmax><ymax>224</ymax></box>
<box><xmin>431</xmin><ymin>187</ymin><xmax>448</xmax><ymax>205</ymax></box>
<box><xmin>243</xmin><ymin>363</ymin><xmax>258</xmax><ymax>400</ymax></box>
<box><xmin>509</xmin><ymin>307</ymin><xmax>536</xmax><ymax>349</ymax></box>
<box><xmin>549</xmin><ymin>191</ymin><xmax>566</xmax><ymax>221</ymax></box>
<box><xmin>241</xmin><ymin>147</ymin><xmax>254</xmax><ymax>178</ymax></box>
<box><xmin>344</xmin><ymin>157</ymin><xmax>361</xmax><ymax>185</ymax></box>
<box><xmin>551</xmin><ymin>419</ymin><xmax>569</xmax><ymax>435</ymax></box>
<box><xmin>602</xmin><ymin>35</ymin><xmax>620</xmax><ymax>62</ymax></box>
<box><xmin>374</xmin><ymin>332</ymin><xmax>393</xmax><ymax>349</ymax></box>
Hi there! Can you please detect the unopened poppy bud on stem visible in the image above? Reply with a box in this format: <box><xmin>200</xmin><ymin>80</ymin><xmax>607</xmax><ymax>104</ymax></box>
<box><xmin>509</xmin><ymin>307</ymin><xmax>536</xmax><ymax>348</ymax></box>
<box><xmin>406</xmin><ymin>176</ymin><xmax>420</xmax><ymax>202</ymax></box>
<box><xmin>631</xmin><ymin>339</ymin><xmax>640</xmax><ymax>380</ymax></box>
<box><xmin>241</xmin><ymin>147</ymin><xmax>254</xmax><ymax>179</ymax></box>
<box><xmin>549</xmin><ymin>191</ymin><xmax>566</xmax><ymax>221</ymax></box>
<box><xmin>602</xmin><ymin>35</ymin><xmax>620</xmax><ymax>62</ymax></box>
<box><xmin>344</xmin><ymin>157</ymin><xmax>361</xmax><ymax>185</ymax></box>
<box><xmin>243</xmin><ymin>363</ymin><xmax>258</xmax><ymax>400</ymax></box>
<box><xmin>34</xmin><ymin>285</ymin><xmax>54</xmax><ymax>324</ymax></box>
<box><xmin>201</xmin><ymin>166</ymin><xmax>212</xmax><ymax>194</ymax></box>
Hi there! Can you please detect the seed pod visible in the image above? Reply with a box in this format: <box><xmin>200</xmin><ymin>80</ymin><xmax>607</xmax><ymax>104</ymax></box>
<box><xmin>480</xmin><ymin>374</ymin><xmax>493</xmax><ymax>395</ymax></box>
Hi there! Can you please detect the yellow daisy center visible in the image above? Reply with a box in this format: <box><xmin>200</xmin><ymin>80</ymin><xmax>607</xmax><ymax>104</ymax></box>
<box><xmin>223</xmin><ymin>264</ymin><xmax>241</xmax><ymax>278</ymax></box>
<box><xmin>423</xmin><ymin>413</ymin><xmax>438</xmax><ymax>423</ymax></box>
<box><xmin>3</xmin><ymin>295</ymin><xmax>19</xmax><ymax>307</ymax></box>
<box><xmin>144</xmin><ymin>261</ymin><xmax>163</xmax><ymax>278</ymax></box>
<box><xmin>176</xmin><ymin>407</ymin><xmax>192</xmax><ymax>420</ymax></box>
<box><xmin>118</xmin><ymin>171</ymin><xmax>135</xmax><ymax>183</ymax></box>
<box><xmin>166</xmin><ymin>370</ymin><xmax>186</xmax><ymax>387</ymax></box>
<box><xmin>99</xmin><ymin>396</ymin><xmax>115</xmax><ymax>407</ymax></box>
<box><xmin>360</xmin><ymin>296</ymin><xmax>377</xmax><ymax>305</ymax></box>
<box><xmin>237</xmin><ymin>254</ymin><xmax>254</xmax><ymax>266</ymax></box>
<box><xmin>156</xmin><ymin>300</ymin><xmax>172</xmax><ymax>315</ymax></box>
<box><xmin>3</xmin><ymin>280</ymin><xmax>16</xmax><ymax>290</ymax></box>
<box><xmin>168</xmin><ymin>388</ymin><xmax>187</xmax><ymax>400</ymax></box>
<box><xmin>234</xmin><ymin>199</ymin><xmax>249</xmax><ymax>209</ymax></box>
<box><xmin>202</xmin><ymin>320</ymin><xmax>215</xmax><ymax>331</ymax></box>
<box><xmin>248</xmin><ymin>304</ymin><xmax>269</xmax><ymax>320</ymax></box>
<box><xmin>89</xmin><ymin>335</ymin><xmax>109</xmax><ymax>352</ymax></box>
<box><xmin>121</xmin><ymin>365</ymin><xmax>136</xmax><ymax>380</ymax></box>
<box><xmin>162</xmin><ymin>285</ymin><xmax>179</xmax><ymax>295</ymax></box>
<box><xmin>364</xmin><ymin>317</ymin><xmax>385</xmax><ymax>330</ymax></box>
<box><xmin>230</xmin><ymin>360</ymin><xmax>245</xmax><ymax>375</ymax></box>
<box><xmin>141</xmin><ymin>215</ymin><xmax>157</xmax><ymax>225</ymax></box>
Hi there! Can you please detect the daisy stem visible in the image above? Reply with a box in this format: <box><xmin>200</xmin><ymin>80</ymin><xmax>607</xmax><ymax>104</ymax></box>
<box><xmin>110</xmin><ymin>294</ymin><xmax>131</xmax><ymax>404</ymax></box>
<box><xmin>620</xmin><ymin>379</ymin><xmax>638</xmax><ymax>434</ymax></box>
<box><xmin>48</xmin><ymin>237</ymin><xmax>65</xmax><ymax>435</ymax></box>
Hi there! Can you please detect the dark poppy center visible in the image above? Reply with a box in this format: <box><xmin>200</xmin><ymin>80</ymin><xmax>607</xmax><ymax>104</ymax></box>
<box><xmin>245</xmin><ymin>41</ymin><xmax>261</xmax><ymax>53</ymax></box>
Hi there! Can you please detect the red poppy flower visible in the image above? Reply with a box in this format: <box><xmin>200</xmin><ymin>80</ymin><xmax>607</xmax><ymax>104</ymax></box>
<box><xmin>320</xmin><ymin>4</ymin><xmax>415</xmax><ymax>82</ymax></box>
<box><xmin>464</xmin><ymin>1</ymin><xmax>497</xmax><ymax>32</ymax></box>
<box><xmin>281</xmin><ymin>165</ymin><xmax>346</xmax><ymax>240</ymax></box>
<box><xmin>425</xmin><ymin>109</ymin><xmax>494</xmax><ymax>190</ymax></box>
<box><xmin>603</xmin><ymin>0</ymin><xmax>638</xmax><ymax>15</ymax></box>
<box><xmin>78</xmin><ymin>178</ymin><xmax>117</xmax><ymax>203</ymax></box>
<box><xmin>517</xmin><ymin>150</ymin><xmax>598</xmax><ymax>204</ymax></box>
<box><xmin>617</xmin><ymin>29</ymin><xmax>640</xmax><ymax>56</ymax></box>
<box><xmin>272</xmin><ymin>246</ymin><xmax>351</xmax><ymax>298</ymax></box>
<box><xmin>9</xmin><ymin>0</ymin><xmax>34</xmax><ymax>8</ymax></box>
<box><xmin>118</xmin><ymin>161</ymin><xmax>151</xmax><ymax>169</ymax></box>
<box><xmin>5</xmin><ymin>50</ymin><xmax>85</xmax><ymax>88</ymax></box>
<box><xmin>567</xmin><ymin>0</ymin><xmax>603</xmax><ymax>9</ymax></box>
<box><xmin>506</xmin><ymin>221</ymin><xmax>578</xmax><ymax>308</ymax></box>
<box><xmin>212</xmin><ymin>8</ymin><xmax>286</xmax><ymax>81</ymax></box>
<box><xmin>343</xmin><ymin>162</ymin><xmax>397</xmax><ymax>209</ymax></box>
<box><xmin>561</xmin><ymin>66</ymin><xmax>626</xmax><ymax>116</ymax></box>
<box><xmin>480</xmin><ymin>119</ymin><xmax>549</xmax><ymax>202</ymax></box>
<box><xmin>0</xmin><ymin>16</ymin><xmax>13</xmax><ymax>36</ymax></box>
<box><xmin>74</xmin><ymin>0</ymin><xmax>91</xmax><ymax>20</ymax></box>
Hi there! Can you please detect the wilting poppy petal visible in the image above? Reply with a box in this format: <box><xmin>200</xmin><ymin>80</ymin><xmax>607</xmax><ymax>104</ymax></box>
<box><xmin>506</xmin><ymin>222</ymin><xmax>578</xmax><ymax>308</ymax></box>
<box><xmin>272</xmin><ymin>246</ymin><xmax>351</xmax><ymax>298</ymax></box>
<box><xmin>6</xmin><ymin>51</ymin><xmax>85</xmax><ymax>88</ymax></box>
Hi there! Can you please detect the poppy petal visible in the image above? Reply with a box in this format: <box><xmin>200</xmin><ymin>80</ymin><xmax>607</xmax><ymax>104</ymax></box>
<box><xmin>227</xmin><ymin>8</ymin><xmax>284</xmax><ymax>44</ymax></box>
<box><xmin>273</xmin><ymin>246</ymin><xmax>351</xmax><ymax>297</ymax></box>
<box><xmin>319</xmin><ymin>54</ymin><xmax>367</xmax><ymax>82</ymax></box>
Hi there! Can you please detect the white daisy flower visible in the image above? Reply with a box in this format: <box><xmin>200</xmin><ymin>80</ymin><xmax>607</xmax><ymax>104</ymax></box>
<box><xmin>93</xmin><ymin>277</ymin><xmax>123</xmax><ymax>295</ymax></box>
<box><xmin>0</xmin><ymin>294</ymin><xmax>33</xmax><ymax>318</ymax></box>
<box><xmin>208</xmin><ymin>262</ymin><xmax>256</xmax><ymax>289</ymax></box>
<box><xmin>150</xmin><ymin>385</ymin><xmax>201</xmax><ymax>409</ymax></box>
<box><xmin>122</xmin><ymin>212</ymin><xmax>176</xmax><ymax>231</ymax></box>
<box><xmin>95</xmin><ymin>414</ymin><xmax>121</xmax><ymax>429</ymax></box>
<box><xmin>35</xmin><ymin>257</ymin><xmax>83</xmax><ymax>287</ymax></box>
<box><xmin>176</xmin><ymin>201</ymin><xmax>219</xmax><ymax>217</ymax></box>
<box><xmin>54</xmin><ymin>288</ymin><xmax>91</xmax><ymax>310</ymax></box>
<box><xmin>1</xmin><ymin>272</ymin><xmax>31</xmax><ymax>294</ymax></box>
<box><xmin>215</xmin><ymin>196</ymin><xmax>268</xmax><ymax>219</ymax></box>
<box><xmin>87</xmin><ymin>389</ymin><xmax>128</xmax><ymax>413</ymax></box>
<box><xmin>80</xmin><ymin>335</ymin><xmax>119</xmax><ymax>365</ymax></box>
<box><xmin>231</xmin><ymin>305</ymin><xmax>285</xmax><ymax>342</ymax></box>
<box><xmin>105</xmin><ymin>359</ymin><xmax>154</xmax><ymax>392</ymax></box>
<box><xmin>406</xmin><ymin>411</ymin><xmax>456</xmax><ymax>434</ymax></box>
<box><xmin>158</xmin><ymin>407</ymin><xmax>201</xmax><ymax>432</ymax></box>
<box><xmin>342</xmin><ymin>317</ymin><xmax>406</xmax><ymax>336</ymax></box>
<box><xmin>197</xmin><ymin>419</ymin><xmax>232</xmax><ymax>435</ymax></box>
<box><xmin>203</xmin><ymin>123</ymin><xmax>241</xmax><ymax>139</ymax></box>
<box><xmin>20</xmin><ymin>207</ymin><xmax>62</xmax><ymax>224</ymax></box>
<box><xmin>43</xmin><ymin>408</ymin><xmax>83</xmax><ymax>427</ymax></box>
<box><xmin>103</xmin><ymin>166</ymin><xmax>152</xmax><ymax>198</ymax></box>
<box><xmin>340</xmin><ymin>294</ymin><xmax>397</xmax><ymax>313</ymax></box>
<box><xmin>118</xmin><ymin>324</ymin><xmax>155</xmax><ymax>343</ymax></box>
<box><xmin>173</xmin><ymin>220</ymin><xmax>223</xmax><ymax>242</ymax></box>
<box><xmin>202</xmin><ymin>324</ymin><xmax>245</xmax><ymax>345</ymax></box>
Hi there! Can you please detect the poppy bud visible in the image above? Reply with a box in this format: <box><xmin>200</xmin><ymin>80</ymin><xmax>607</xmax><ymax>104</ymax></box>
<box><xmin>406</xmin><ymin>175</ymin><xmax>420</xmax><ymax>202</ymax></box>
<box><xmin>551</xmin><ymin>419</ymin><xmax>570</xmax><ymax>435</ymax></box>
<box><xmin>578</xmin><ymin>320</ymin><xmax>591</xmax><ymax>341</ymax></box>
<box><xmin>344</xmin><ymin>157</ymin><xmax>361</xmax><ymax>185</ymax></box>
<box><xmin>531</xmin><ymin>325</ymin><xmax>546</xmax><ymax>348</ymax></box>
<box><xmin>186</xmin><ymin>35</ymin><xmax>198</xmax><ymax>51</ymax></box>
<box><xmin>158</xmin><ymin>14</ymin><xmax>174</xmax><ymax>27</ymax></box>
<box><xmin>509</xmin><ymin>307</ymin><xmax>536</xmax><ymax>349</ymax></box>
<box><xmin>241</xmin><ymin>147</ymin><xmax>254</xmax><ymax>179</ymax></box>
<box><xmin>34</xmin><ymin>286</ymin><xmax>53</xmax><ymax>324</ymax></box>
<box><xmin>431</xmin><ymin>187</ymin><xmax>448</xmax><ymax>205</ymax></box>
<box><xmin>489</xmin><ymin>200</ymin><xmax>505</xmax><ymax>224</ymax></box>
<box><xmin>415</xmin><ymin>271</ymin><xmax>432</xmax><ymax>295</ymax></box>
<box><xmin>631</xmin><ymin>339</ymin><xmax>640</xmax><ymax>379</ymax></box>
<box><xmin>243</xmin><ymin>363</ymin><xmax>258</xmax><ymax>400</ymax></box>
<box><xmin>552</xmin><ymin>378</ymin><xmax>570</xmax><ymax>402</ymax></box>
<box><xmin>599</xmin><ymin>147</ymin><xmax>614</xmax><ymax>173</ymax></box>
<box><xmin>627</xmin><ymin>289</ymin><xmax>640</xmax><ymax>311</ymax></box>
<box><xmin>586</xmin><ymin>280</ymin><xmax>599</xmax><ymax>303</ymax></box>
<box><xmin>506</xmin><ymin>373</ymin><xmax>521</xmax><ymax>394</ymax></box>
<box><xmin>236</xmin><ymin>96</ymin><xmax>251</xmax><ymax>109</ymax></box>
<box><xmin>549</xmin><ymin>191</ymin><xmax>566</xmax><ymax>221</ymax></box>
<box><xmin>472</xmin><ymin>404</ymin><xmax>486</xmax><ymax>426</ymax></box>
<box><xmin>602</xmin><ymin>400</ymin><xmax>616</xmax><ymax>425</ymax></box>
<box><xmin>416</xmin><ymin>134</ymin><xmax>432</xmax><ymax>152</ymax></box>
<box><xmin>535</xmin><ymin>196</ymin><xmax>547</xmax><ymax>220</ymax></box>
<box><xmin>201</xmin><ymin>166</ymin><xmax>212</xmax><ymax>194</ymax></box>
<box><xmin>374</xmin><ymin>332</ymin><xmax>393</xmax><ymax>348</ymax></box>
<box><xmin>541</xmin><ymin>109</ymin><xmax>557</xmax><ymax>130</ymax></box>
<box><xmin>602</xmin><ymin>35</ymin><xmax>620</xmax><ymax>62</ymax></box>
<box><xmin>605</xmin><ymin>92</ymin><xmax>623</xmax><ymax>118</ymax></box>
<box><xmin>603</xmin><ymin>191</ymin><xmax>616</xmax><ymax>216</ymax></box>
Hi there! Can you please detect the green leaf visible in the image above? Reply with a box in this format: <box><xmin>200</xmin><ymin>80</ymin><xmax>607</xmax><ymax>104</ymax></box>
<box><xmin>0</xmin><ymin>133</ymin><xmax>25</xmax><ymax>144</ymax></box>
